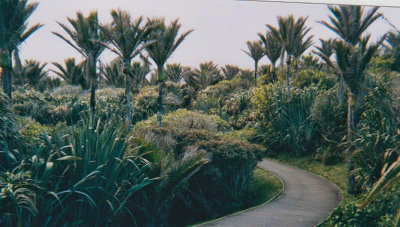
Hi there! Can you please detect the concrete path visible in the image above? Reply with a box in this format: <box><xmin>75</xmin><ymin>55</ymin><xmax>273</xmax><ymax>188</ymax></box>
<box><xmin>200</xmin><ymin>159</ymin><xmax>342</xmax><ymax>227</ymax></box>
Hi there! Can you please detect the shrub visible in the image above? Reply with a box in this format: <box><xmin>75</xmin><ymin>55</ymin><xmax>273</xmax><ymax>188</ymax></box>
<box><xmin>328</xmin><ymin>188</ymin><xmax>399</xmax><ymax>226</ymax></box>
<box><xmin>2</xmin><ymin>120</ymin><xmax>156</xmax><ymax>226</ymax></box>
<box><xmin>221</xmin><ymin>90</ymin><xmax>258</xmax><ymax>129</ymax></box>
<box><xmin>0</xmin><ymin>93</ymin><xmax>23</xmax><ymax>170</ymax></box>
<box><xmin>352</xmin><ymin>74</ymin><xmax>400</xmax><ymax>191</ymax></box>
<box><xmin>132</xmin><ymin>109</ymin><xmax>262</xmax><ymax>225</ymax></box>
<box><xmin>95</xmin><ymin>87</ymin><xmax>126</xmax><ymax>122</ymax></box>
<box><xmin>12</xmin><ymin>88</ymin><xmax>86</xmax><ymax>125</ymax></box>
<box><xmin>253</xmin><ymin>84</ymin><xmax>319</xmax><ymax>156</ymax></box>
<box><xmin>170</xmin><ymin>129</ymin><xmax>262</xmax><ymax>225</ymax></box>
<box><xmin>292</xmin><ymin>69</ymin><xmax>336</xmax><ymax>90</ymax></box>
<box><xmin>51</xmin><ymin>85</ymin><xmax>83</xmax><ymax>97</ymax></box>
<box><xmin>311</xmin><ymin>89</ymin><xmax>347</xmax><ymax>162</ymax></box>
<box><xmin>20</xmin><ymin>118</ymin><xmax>53</xmax><ymax>148</ymax></box>
<box><xmin>136</xmin><ymin>109</ymin><xmax>231</xmax><ymax>133</ymax></box>
<box><xmin>132</xmin><ymin>83</ymin><xmax>185</xmax><ymax>123</ymax></box>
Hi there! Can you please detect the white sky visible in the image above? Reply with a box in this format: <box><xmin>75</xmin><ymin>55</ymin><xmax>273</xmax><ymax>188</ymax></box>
<box><xmin>20</xmin><ymin>0</ymin><xmax>400</xmax><ymax>72</ymax></box>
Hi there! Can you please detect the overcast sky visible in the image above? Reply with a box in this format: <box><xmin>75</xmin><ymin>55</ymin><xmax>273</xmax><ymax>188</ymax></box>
<box><xmin>20</xmin><ymin>0</ymin><xmax>400</xmax><ymax>72</ymax></box>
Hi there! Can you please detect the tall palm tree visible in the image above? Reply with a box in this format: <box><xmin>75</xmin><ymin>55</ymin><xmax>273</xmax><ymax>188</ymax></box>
<box><xmin>52</xmin><ymin>58</ymin><xmax>87</xmax><ymax>89</ymax></box>
<box><xmin>319</xmin><ymin>5</ymin><xmax>381</xmax><ymax>46</ymax></box>
<box><xmin>383</xmin><ymin>31</ymin><xmax>400</xmax><ymax>72</ymax></box>
<box><xmin>384</xmin><ymin>31</ymin><xmax>400</xmax><ymax>52</ymax></box>
<box><xmin>221</xmin><ymin>64</ymin><xmax>240</xmax><ymax>80</ymax></box>
<box><xmin>313</xmin><ymin>38</ymin><xmax>346</xmax><ymax>102</ymax></box>
<box><xmin>53</xmin><ymin>11</ymin><xmax>107</xmax><ymax>121</ymax></box>
<box><xmin>0</xmin><ymin>0</ymin><xmax>42</xmax><ymax>98</ymax></box>
<box><xmin>130</xmin><ymin>59</ymin><xmax>151</xmax><ymax>91</ymax></box>
<box><xmin>13</xmin><ymin>59</ymin><xmax>47</xmax><ymax>88</ymax></box>
<box><xmin>321</xmin><ymin>5</ymin><xmax>383</xmax><ymax>194</ymax></box>
<box><xmin>164</xmin><ymin>63</ymin><xmax>191</xmax><ymax>83</ymax></box>
<box><xmin>267</xmin><ymin>15</ymin><xmax>311</xmax><ymax>96</ymax></box>
<box><xmin>101</xmin><ymin>59</ymin><xmax>124</xmax><ymax>87</ymax></box>
<box><xmin>259</xmin><ymin>31</ymin><xmax>282</xmax><ymax>82</ymax></box>
<box><xmin>313</xmin><ymin>38</ymin><xmax>335</xmax><ymax>69</ymax></box>
<box><xmin>243</xmin><ymin>40</ymin><xmax>264</xmax><ymax>85</ymax></box>
<box><xmin>21</xmin><ymin>60</ymin><xmax>47</xmax><ymax>89</ymax></box>
<box><xmin>292</xmin><ymin>31</ymin><xmax>313</xmax><ymax>70</ymax></box>
<box><xmin>192</xmin><ymin>61</ymin><xmax>222</xmax><ymax>91</ymax></box>
<box><xmin>102</xmin><ymin>10</ymin><xmax>153</xmax><ymax>125</ymax></box>
<box><xmin>145</xmin><ymin>18</ymin><xmax>193</xmax><ymax>126</ymax></box>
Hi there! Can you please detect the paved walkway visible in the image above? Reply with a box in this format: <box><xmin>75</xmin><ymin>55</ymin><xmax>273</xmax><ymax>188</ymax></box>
<box><xmin>200</xmin><ymin>159</ymin><xmax>342</xmax><ymax>227</ymax></box>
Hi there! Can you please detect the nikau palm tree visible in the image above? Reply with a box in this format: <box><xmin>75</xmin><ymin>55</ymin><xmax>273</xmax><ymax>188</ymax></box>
<box><xmin>259</xmin><ymin>31</ymin><xmax>282</xmax><ymax>82</ymax></box>
<box><xmin>102</xmin><ymin>10</ymin><xmax>153</xmax><ymax>125</ymax></box>
<box><xmin>52</xmin><ymin>58</ymin><xmax>87</xmax><ymax>89</ymax></box>
<box><xmin>53</xmin><ymin>11</ymin><xmax>107</xmax><ymax>121</ymax></box>
<box><xmin>221</xmin><ymin>64</ymin><xmax>240</xmax><ymax>80</ymax></box>
<box><xmin>319</xmin><ymin>6</ymin><xmax>381</xmax><ymax>46</ymax></box>
<box><xmin>130</xmin><ymin>58</ymin><xmax>151</xmax><ymax>90</ymax></box>
<box><xmin>243</xmin><ymin>40</ymin><xmax>264</xmax><ymax>85</ymax></box>
<box><xmin>313</xmin><ymin>38</ymin><xmax>346</xmax><ymax>102</ymax></box>
<box><xmin>192</xmin><ymin>61</ymin><xmax>222</xmax><ymax>91</ymax></box>
<box><xmin>164</xmin><ymin>63</ymin><xmax>191</xmax><ymax>83</ymax></box>
<box><xmin>267</xmin><ymin>15</ymin><xmax>312</xmax><ymax>96</ymax></box>
<box><xmin>383</xmin><ymin>31</ymin><xmax>400</xmax><ymax>73</ymax></box>
<box><xmin>101</xmin><ymin>59</ymin><xmax>124</xmax><ymax>87</ymax></box>
<box><xmin>13</xmin><ymin>59</ymin><xmax>47</xmax><ymax>88</ymax></box>
<box><xmin>21</xmin><ymin>60</ymin><xmax>47</xmax><ymax>88</ymax></box>
<box><xmin>292</xmin><ymin>29</ymin><xmax>313</xmax><ymax>71</ymax></box>
<box><xmin>146</xmin><ymin>18</ymin><xmax>193</xmax><ymax>126</ymax></box>
<box><xmin>0</xmin><ymin>0</ymin><xmax>42</xmax><ymax>98</ymax></box>
<box><xmin>321</xmin><ymin>5</ymin><xmax>384</xmax><ymax>194</ymax></box>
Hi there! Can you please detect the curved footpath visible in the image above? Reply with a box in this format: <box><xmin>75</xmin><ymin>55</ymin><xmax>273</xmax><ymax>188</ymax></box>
<box><xmin>200</xmin><ymin>159</ymin><xmax>342</xmax><ymax>227</ymax></box>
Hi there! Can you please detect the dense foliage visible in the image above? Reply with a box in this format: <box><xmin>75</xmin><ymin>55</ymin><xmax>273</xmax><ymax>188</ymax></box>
<box><xmin>0</xmin><ymin>2</ymin><xmax>399</xmax><ymax>226</ymax></box>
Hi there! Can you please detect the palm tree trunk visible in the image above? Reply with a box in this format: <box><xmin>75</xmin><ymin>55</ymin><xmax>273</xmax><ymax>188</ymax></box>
<box><xmin>2</xmin><ymin>68</ymin><xmax>9</xmax><ymax>97</ymax></box>
<box><xmin>90</xmin><ymin>80</ymin><xmax>96</xmax><ymax>123</ymax></box>
<box><xmin>254</xmin><ymin>61</ymin><xmax>258</xmax><ymax>86</ymax></box>
<box><xmin>124</xmin><ymin>61</ymin><xmax>132</xmax><ymax>126</ymax></box>
<box><xmin>125</xmin><ymin>76</ymin><xmax>131</xmax><ymax>126</ymax></box>
<box><xmin>13</xmin><ymin>49</ymin><xmax>23</xmax><ymax>81</ymax></box>
<box><xmin>337</xmin><ymin>74</ymin><xmax>345</xmax><ymax>103</ymax></box>
<box><xmin>1</xmin><ymin>50</ymin><xmax>13</xmax><ymax>98</ymax></box>
<box><xmin>347</xmin><ymin>90</ymin><xmax>356</xmax><ymax>194</ymax></box>
<box><xmin>280</xmin><ymin>49</ymin><xmax>286</xmax><ymax>71</ymax></box>
<box><xmin>271</xmin><ymin>63</ymin><xmax>277</xmax><ymax>82</ymax></box>
<box><xmin>286</xmin><ymin>54</ymin><xmax>292</xmax><ymax>97</ymax></box>
<box><xmin>157</xmin><ymin>67</ymin><xmax>164</xmax><ymax>126</ymax></box>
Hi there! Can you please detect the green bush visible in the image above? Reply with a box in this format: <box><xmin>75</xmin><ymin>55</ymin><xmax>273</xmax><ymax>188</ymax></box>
<box><xmin>137</xmin><ymin>109</ymin><xmax>231</xmax><ymax>133</ymax></box>
<box><xmin>311</xmin><ymin>89</ymin><xmax>347</xmax><ymax>162</ymax></box>
<box><xmin>0</xmin><ymin>93</ymin><xmax>23</xmax><ymax>170</ymax></box>
<box><xmin>51</xmin><ymin>85</ymin><xmax>83</xmax><ymax>97</ymax></box>
<box><xmin>351</xmin><ymin>74</ymin><xmax>400</xmax><ymax>191</ymax></box>
<box><xmin>20</xmin><ymin>118</ymin><xmax>53</xmax><ymax>147</ymax></box>
<box><xmin>221</xmin><ymin>90</ymin><xmax>257</xmax><ymax>129</ymax></box>
<box><xmin>253</xmin><ymin>84</ymin><xmax>319</xmax><ymax>156</ymax></box>
<box><xmin>198</xmin><ymin>75</ymin><xmax>253</xmax><ymax>101</ymax></box>
<box><xmin>171</xmin><ymin>129</ymin><xmax>261</xmax><ymax>225</ymax></box>
<box><xmin>292</xmin><ymin>69</ymin><xmax>336</xmax><ymax>90</ymax></box>
<box><xmin>132</xmin><ymin>83</ymin><xmax>186</xmax><ymax>123</ymax></box>
<box><xmin>12</xmin><ymin>88</ymin><xmax>87</xmax><ymax>125</ymax></box>
<box><xmin>328</xmin><ymin>188</ymin><xmax>399</xmax><ymax>226</ymax></box>
<box><xmin>0</xmin><ymin>119</ymin><xmax>156</xmax><ymax>226</ymax></box>
<box><xmin>132</xmin><ymin>109</ymin><xmax>262</xmax><ymax>225</ymax></box>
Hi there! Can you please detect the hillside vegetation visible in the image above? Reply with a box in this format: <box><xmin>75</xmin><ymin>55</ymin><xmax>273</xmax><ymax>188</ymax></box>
<box><xmin>0</xmin><ymin>2</ymin><xmax>399</xmax><ymax>226</ymax></box>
